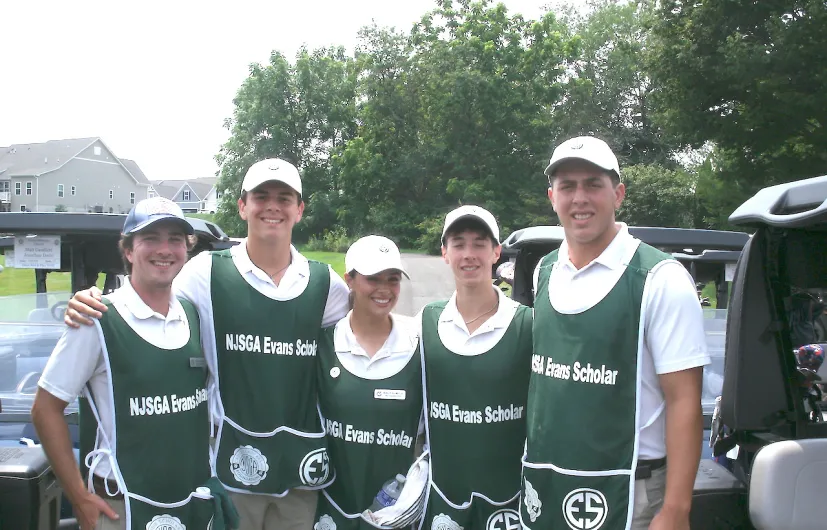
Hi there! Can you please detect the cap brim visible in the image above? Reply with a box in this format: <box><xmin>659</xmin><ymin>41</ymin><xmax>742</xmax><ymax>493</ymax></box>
<box><xmin>544</xmin><ymin>156</ymin><xmax>616</xmax><ymax>177</ymax></box>
<box><xmin>245</xmin><ymin>178</ymin><xmax>302</xmax><ymax>197</ymax></box>
<box><xmin>348</xmin><ymin>265</ymin><xmax>411</xmax><ymax>280</ymax></box>
<box><xmin>442</xmin><ymin>214</ymin><xmax>498</xmax><ymax>241</ymax></box>
<box><xmin>126</xmin><ymin>215</ymin><xmax>194</xmax><ymax>235</ymax></box>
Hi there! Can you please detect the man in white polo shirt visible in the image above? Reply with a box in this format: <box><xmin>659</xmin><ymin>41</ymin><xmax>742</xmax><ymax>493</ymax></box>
<box><xmin>520</xmin><ymin>136</ymin><xmax>709</xmax><ymax>530</ymax></box>
<box><xmin>33</xmin><ymin>197</ymin><xmax>234</xmax><ymax>530</ymax></box>
<box><xmin>417</xmin><ymin>206</ymin><xmax>533</xmax><ymax>530</ymax></box>
<box><xmin>64</xmin><ymin>159</ymin><xmax>350</xmax><ymax>530</ymax></box>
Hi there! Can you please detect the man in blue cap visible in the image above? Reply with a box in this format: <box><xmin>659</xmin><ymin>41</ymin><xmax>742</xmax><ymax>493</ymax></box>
<box><xmin>32</xmin><ymin>197</ymin><xmax>236</xmax><ymax>530</ymax></box>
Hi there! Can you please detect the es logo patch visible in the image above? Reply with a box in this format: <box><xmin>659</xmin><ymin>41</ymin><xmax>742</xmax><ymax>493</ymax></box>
<box><xmin>562</xmin><ymin>488</ymin><xmax>608</xmax><ymax>530</ymax></box>
<box><xmin>486</xmin><ymin>509</ymin><xmax>520</xmax><ymax>530</ymax></box>
<box><xmin>300</xmin><ymin>448</ymin><xmax>330</xmax><ymax>486</ymax></box>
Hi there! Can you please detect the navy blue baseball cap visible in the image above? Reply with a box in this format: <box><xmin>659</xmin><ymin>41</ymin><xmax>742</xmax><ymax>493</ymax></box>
<box><xmin>123</xmin><ymin>197</ymin><xmax>194</xmax><ymax>235</ymax></box>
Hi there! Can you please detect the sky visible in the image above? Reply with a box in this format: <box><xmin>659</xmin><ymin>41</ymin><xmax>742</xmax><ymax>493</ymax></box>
<box><xmin>0</xmin><ymin>0</ymin><xmax>557</xmax><ymax>181</ymax></box>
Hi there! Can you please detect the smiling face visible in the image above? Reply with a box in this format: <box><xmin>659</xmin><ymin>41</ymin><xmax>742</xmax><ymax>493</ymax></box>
<box><xmin>123</xmin><ymin>220</ymin><xmax>189</xmax><ymax>291</ymax></box>
<box><xmin>549</xmin><ymin>160</ymin><xmax>625</xmax><ymax>257</ymax></box>
<box><xmin>238</xmin><ymin>181</ymin><xmax>304</xmax><ymax>242</ymax></box>
<box><xmin>346</xmin><ymin>270</ymin><xmax>402</xmax><ymax>319</ymax></box>
<box><xmin>442</xmin><ymin>225</ymin><xmax>501</xmax><ymax>290</ymax></box>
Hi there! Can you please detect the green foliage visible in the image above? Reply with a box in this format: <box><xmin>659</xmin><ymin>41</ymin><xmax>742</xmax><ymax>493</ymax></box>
<box><xmin>54</xmin><ymin>204</ymin><xmax>67</xmax><ymax>212</ymax></box>
<box><xmin>616</xmin><ymin>164</ymin><xmax>697</xmax><ymax>228</ymax></box>
<box><xmin>304</xmin><ymin>227</ymin><xmax>354</xmax><ymax>253</ymax></box>
<box><xmin>210</xmin><ymin>0</ymin><xmax>826</xmax><ymax>243</ymax></box>
<box><xmin>648</xmin><ymin>0</ymin><xmax>827</xmax><ymax>209</ymax></box>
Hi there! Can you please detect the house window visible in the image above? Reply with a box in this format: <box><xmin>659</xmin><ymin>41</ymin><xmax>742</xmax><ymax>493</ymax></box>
<box><xmin>130</xmin><ymin>192</ymin><xmax>135</xmax><ymax>204</ymax></box>
<box><xmin>20</xmin><ymin>205</ymin><xmax>26</xmax><ymax>212</ymax></box>
<box><xmin>183</xmin><ymin>190</ymin><xmax>191</xmax><ymax>201</ymax></box>
<box><xmin>148</xmin><ymin>190</ymin><xmax>156</xmax><ymax>198</ymax></box>
<box><xmin>57</xmin><ymin>184</ymin><xmax>64</xmax><ymax>198</ymax></box>
<box><xmin>26</xmin><ymin>182</ymin><xmax>32</xmax><ymax>195</ymax></box>
<box><xmin>71</xmin><ymin>186</ymin><xmax>76</xmax><ymax>196</ymax></box>
<box><xmin>109</xmin><ymin>190</ymin><xmax>114</xmax><ymax>200</ymax></box>
<box><xmin>94</xmin><ymin>146</ymin><xmax>102</xmax><ymax>156</ymax></box>
<box><xmin>15</xmin><ymin>182</ymin><xmax>21</xmax><ymax>195</ymax></box>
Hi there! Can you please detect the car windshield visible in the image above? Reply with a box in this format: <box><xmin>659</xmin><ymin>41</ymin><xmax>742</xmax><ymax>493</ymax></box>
<box><xmin>0</xmin><ymin>291</ymin><xmax>75</xmax><ymax>419</ymax></box>
<box><xmin>702</xmin><ymin>308</ymin><xmax>726</xmax><ymax>415</ymax></box>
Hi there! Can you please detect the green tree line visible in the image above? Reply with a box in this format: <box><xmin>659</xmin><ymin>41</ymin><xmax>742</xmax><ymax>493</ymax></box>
<box><xmin>214</xmin><ymin>0</ymin><xmax>827</xmax><ymax>251</ymax></box>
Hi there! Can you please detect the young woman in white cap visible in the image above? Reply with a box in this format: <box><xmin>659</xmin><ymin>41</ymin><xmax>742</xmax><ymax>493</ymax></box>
<box><xmin>313</xmin><ymin>235</ymin><xmax>426</xmax><ymax>530</ymax></box>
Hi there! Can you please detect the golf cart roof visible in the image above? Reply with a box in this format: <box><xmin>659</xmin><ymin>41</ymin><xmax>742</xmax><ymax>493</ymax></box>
<box><xmin>501</xmin><ymin>225</ymin><xmax>750</xmax><ymax>254</ymax></box>
<box><xmin>0</xmin><ymin>212</ymin><xmax>232</xmax><ymax>243</ymax></box>
<box><xmin>729</xmin><ymin>174</ymin><xmax>827</xmax><ymax>228</ymax></box>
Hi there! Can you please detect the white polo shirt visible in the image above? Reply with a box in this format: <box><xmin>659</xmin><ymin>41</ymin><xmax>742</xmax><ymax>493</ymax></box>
<box><xmin>330</xmin><ymin>312</ymin><xmax>424</xmax><ymax>435</ymax></box>
<box><xmin>38</xmin><ymin>280</ymin><xmax>192</xmax><ymax>477</ymax></box>
<box><xmin>533</xmin><ymin>223</ymin><xmax>710</xmax><ymax>459</ymax></box>
<box><xmin>172</xmin><ymin>240</ymin><xmax>351</xmax><ymax>379</ymax></box>
<box><xmin>414</xmin><ymin>286</ymin><xmax>523</xmax><ymax>355</ymax></box>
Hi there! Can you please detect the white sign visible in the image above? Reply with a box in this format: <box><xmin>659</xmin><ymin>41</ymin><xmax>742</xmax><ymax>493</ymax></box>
<box><xmin>725</xmin><ymin>263</ymin><xmax>736</xmax><ymax>282</ymax></box>
<box><xmin>4</xmin><ymin>250</ymin><xmax>14</xmax><ymax>268</ymax></box>
<box><xmin>13</xmin><ymin>235</ymin><xmax>61</xmax><ymax>269</ymax></box>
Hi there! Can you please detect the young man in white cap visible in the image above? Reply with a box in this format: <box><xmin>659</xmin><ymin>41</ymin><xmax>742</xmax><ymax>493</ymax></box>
<box><xmin>33</xmin><ymin>197</ymin><xmax>237</xmax><ymax>530</ymax></box>
<box><xmin>64</xmin><ymin>159</ymin><xmax>350</xmax><ymax>530</ymax></box>
<box><xmin>520</xmin><ymin>136</ymin><xmax>708</xmax><ymax>530</ymax></box>
<box><xmin>416</xmin><ymin>205</ymin><xmax>533</xmax><ymax>530</ymax></box>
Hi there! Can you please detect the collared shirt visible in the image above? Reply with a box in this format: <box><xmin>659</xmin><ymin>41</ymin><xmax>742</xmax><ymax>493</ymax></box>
<box><xmin>38</xmin><ymin>280</ymin><xmax>191</xmax><ymax>477</ymax></box>
<box><xmin>533</xmin><ymin>223</ymin><xmax>710</xmax><ymax>459</ymax></box>
<box><xmin>333</xmin><ymin>311</ymin><xmax>419</xmax><ymax>380</ymax></box>
<box><xmin>172</xmin><ymin>239</ymin><xmax>351</xmax><ymax>381</ymax></box>
<box><xmin>331</xmin><ymin>312</ymin><xmax>425</xmax><ymax>436</ymax></box>
<box><xmin>416</xmin><ymin>286</ymin><xmax>521</xmax><ymax>356</ymax></box>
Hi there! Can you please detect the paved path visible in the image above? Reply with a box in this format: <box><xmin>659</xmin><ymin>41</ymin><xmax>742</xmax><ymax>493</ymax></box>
<box><xmin>394</xmin><ymin>253</ymin><xmax>455</xmax><ymax>317</ymax></box>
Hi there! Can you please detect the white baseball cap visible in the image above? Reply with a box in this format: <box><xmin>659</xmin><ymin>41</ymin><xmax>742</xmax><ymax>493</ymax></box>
<box><xmin>441</xmin><ymin>205</ymin><xmax>500</xmax><ymax>243</ymax></box>
<box><xmin>241</xmin><ymin>158</ymin><xmax>303</xmax><ymax>197</ymax></box>
<box><xmin>345</xmin><ymin>235</ymin><xmax>410</xmax><ymax>279</ymax></box>
<box><xmin>544</xmin><ymin>136</ymin><xmax>620</xmax><ymax>179</ymax></box>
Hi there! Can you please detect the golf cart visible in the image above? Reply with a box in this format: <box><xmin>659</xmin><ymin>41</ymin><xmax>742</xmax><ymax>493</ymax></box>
<box><xmin>701</xmin><ymin>175</ymin><xmax>827</xmax><ymax>529</ymax></box>
<box><xmin>0</xmin><ymin>212</ymin><xmax>235</xmax><ymax>530</ymax></box>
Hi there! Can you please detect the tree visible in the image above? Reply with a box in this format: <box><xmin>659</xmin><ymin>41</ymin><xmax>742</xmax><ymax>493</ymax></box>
<box><xmin>648</xmin><ymin>0</ymin><xmax>827</xmax><ymax>196</ymax></box>
<box><xmin>552</xmin><ymin>0</ymin><xmax>678</xmax><ymax>168</ymax></box>
<box><xmin>334</xmin><ymin>0</ymin><xmax>577</xmax><ymax>246</ymax></box>
<box><xmin>616</xmin><ymin>164</ymin><xmax>697</xmax><ymax>228</ymax></box>
<box><xmin>215</xmin><ymin>47</ymin><xmax>358</xmax><ymax>238</ymax></box>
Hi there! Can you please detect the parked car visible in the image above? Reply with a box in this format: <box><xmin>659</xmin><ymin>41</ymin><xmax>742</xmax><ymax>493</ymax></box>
<box><xmin>0</xmin><ymin>212</ymin><xmax>235</xmax><ymax>529</ymax></box>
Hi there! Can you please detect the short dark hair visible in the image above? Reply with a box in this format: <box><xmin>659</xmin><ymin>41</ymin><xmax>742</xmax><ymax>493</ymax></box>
<box><xmin>442</xmin><ymin>218</ymin><xmax>498</xmax><ymax>246</ymax></box>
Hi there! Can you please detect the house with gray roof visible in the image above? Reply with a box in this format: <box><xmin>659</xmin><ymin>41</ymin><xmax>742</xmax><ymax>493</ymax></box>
<box><xmin>0</xmin><ymin>137</ymin><xmax>151</xmax><ymax>213</ymax></box>
<box><xmin>150</xmin><ymin>177</ymin><xmax>220</xmax><ymax>213</ymax></box>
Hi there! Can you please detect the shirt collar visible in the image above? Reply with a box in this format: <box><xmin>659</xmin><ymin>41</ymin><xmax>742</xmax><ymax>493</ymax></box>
<box><xmin>334</xmin><ymin>311</ymin><xmax>417</xmax><ymax>358</ymax></box>
<box><xmin>230</xmin><ymin>239</ymin><xmax>310</xmax><ymax>278</ymax></box>
<box><xmin>119</xmin><ymin>278</ymin><xmax>184</xmax><ymax>321</ymax></box>
<box><xmin>557</xmin><ymin>222</ymin><xmax>633</xmax><ymax>272</ymax></box>
<box><xmin>439</xmin><ymin>286</ymin><xmax>515</xmax><ymax>331</ymax></box>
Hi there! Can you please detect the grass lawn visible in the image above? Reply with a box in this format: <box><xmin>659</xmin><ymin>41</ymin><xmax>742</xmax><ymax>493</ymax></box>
<box><xmin>0</xmin><ymin>255</ymin><xmax>105</xmax><ymax>297</ymax></box>
<box><xmin>303</xmin><ymin>251</ymin><xmax>346</xmax><ymax>278</ymax></box>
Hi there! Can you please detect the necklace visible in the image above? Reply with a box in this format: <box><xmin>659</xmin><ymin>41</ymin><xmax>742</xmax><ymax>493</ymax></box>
<box><xmin>464</xmin><ymin>298</ymin><xmax>499</xmax><ymax>325</ymax></box>
<box><xmin>268</xmin><ymin>261</ymin><xmax>291</xmax><ymax>280</ymax></box>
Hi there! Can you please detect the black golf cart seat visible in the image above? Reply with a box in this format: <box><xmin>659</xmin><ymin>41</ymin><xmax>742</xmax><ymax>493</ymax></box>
<box><xmin>720</xmin><ymin>175</ymin><xmax>827</xmax><ymax>529</ymax></box>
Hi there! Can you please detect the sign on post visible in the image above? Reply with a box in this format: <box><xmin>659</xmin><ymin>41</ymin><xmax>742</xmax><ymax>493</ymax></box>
<box><xmin>13</xmin><ymin>235</ymin><xmax>61</xmax><ymax>269</ymax></box>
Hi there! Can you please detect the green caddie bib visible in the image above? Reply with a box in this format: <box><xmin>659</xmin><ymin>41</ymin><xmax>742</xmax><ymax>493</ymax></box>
<box><xmin>419</xmin><ymin>301</ymin><xmax>532</xmax><ymax>530</ymax></box>
<box><xmin>312</xmin><ymin>326</ymin><xmax>423</xmax><ymax>530</ymax></box>
<box><xmin>521</xmin><ymin>241</ymin><xmax>670</xmax><ymax>530</ymax></box>
<box><xmin>78</xmin><ymin>297</ymin><xmax>222</xmax><ymax>530</ymax></box>
<box><xmin>210</xmin><ymin>250</ymin><xmax>333</xmax><ymax>496</ymax></box>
